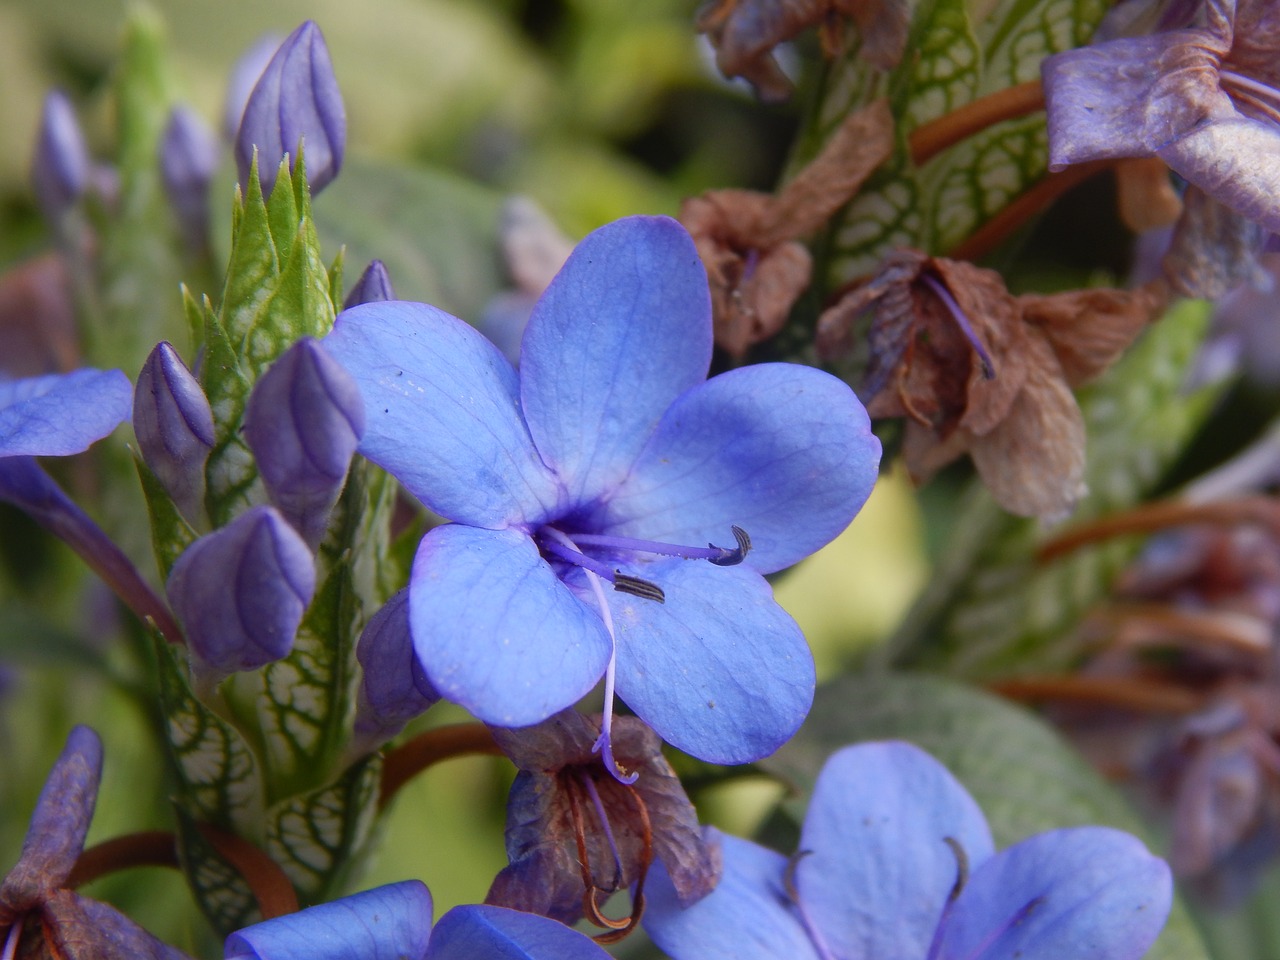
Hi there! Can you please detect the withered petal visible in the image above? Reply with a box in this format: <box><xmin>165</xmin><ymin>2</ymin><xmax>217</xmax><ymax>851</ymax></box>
<box><xmin>968</xmin><ymin>338</ymin><xmax>1087</xmax><ymax>520</ymax></box>
<box><xmin>43</xmin><ymin>891</ymin><xmax>193</xmax><ymax>960</ymax></box>
<box><xmin>1018</xmin><ymin>282</ymin><xmax>1166</xmax><ymax>386</ymax></box>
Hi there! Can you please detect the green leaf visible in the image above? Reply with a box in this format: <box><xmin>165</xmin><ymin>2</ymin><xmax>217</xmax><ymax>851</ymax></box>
<box><xmin>95</xmin><ymin>6</ymin><xmax>185</xmax><ymax>369</ymax></box>
<box><xmin>153</xmin><ymin>636</ymin><xmax>263</xmax><ymax>833</ymax></box>
<box><xmin>133</xmin><ymin>454</ymin><xmax>198</xmax><ymax>579</ymax></box>
<box><xmin>246</xmin><ymin>461</ymin><xmax>395</xmax><ymax>798</ymax></box>
<box><xmin>814</xmin><ymin>0</ymin><xmax>1108</xmax><ymax>282</ymax></box>
<box><xmin>764</xmin><ymin>671</ymin><xmax>1210</xmax><ymax>960</ymax></box>
<box><xmin>313</xmin><ymin>156</ymin><xmax>505</xmax><ymax>322</ymax></box>
<box><xmin>883</xmin><ymin>299</ymin><xmax>1222</xmax><ymax>677</ymax></box>
<box><xmin>173</xmin><ymin>805</ymin><xmax>260</xmax><ymax>937</ymax></box>
<box><xmin>265</xmin><ymin>754</ymin><xmax>383</xmax><ymax>906</ymax></box>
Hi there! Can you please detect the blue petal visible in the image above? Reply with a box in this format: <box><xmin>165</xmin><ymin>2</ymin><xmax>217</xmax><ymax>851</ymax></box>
<box><xmin>644</xmin><ymin>827</ymin><xmax>820</xmax><ymax>960</ymax></box>
<box><xmin>427</xmin><ymin>904</ymin><xmax>611</xmax><ymax>959</ymax></box>
<box><xmin>595</xmin><ymin>363</ymin><xmax>880</xmax><ymax>574</ymax></box>
<box><xmin>323</xmin><ymin>301</ymin><xmax>563</xmax><ymax>528</ymax></box>
<box><xmin>795</xmin><ymin>742</ymin><xmax>995</xmax><ymax>960</ymax></box>
<box><xmin>410</xmin><ymin>524</ymin><xmax>611</xmax><ymax>727</ymax></box>
<box><xmin>929</xmin><ymin>828</ymin><xmax>1172</xmax><ymax>960</ymax></box>
<box><xmin>0</xmin><ymin>369</ymin><xmax>131</xmax><ymax>458</ymax></box>
<box><xmin>611</xmin><ymin>560</ymin><xmax>814</xmax><ymax>764</ymax></box>
<box><xmin>224</xmin><ymin>881</ymin><xmax>432</xmax><ymax>960</ymax></box>
<box><xmin>519</xmin><ymin>216</ymin><xmax>712</xmax><ymax>504</ymax></box>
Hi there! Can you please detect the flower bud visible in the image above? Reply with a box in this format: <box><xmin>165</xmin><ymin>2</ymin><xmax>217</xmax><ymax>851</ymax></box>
<box><xmin>223</xmin><ymin>33</ymin><xmax>281</xmax><ymax>140</ymax></box>
<box><xmin>167</xmin><ymin>505</ymin><xmax>315</xmax><ymax>683</ymax></box>
<box><xmin>353</xmin><ymin>590</ymin><xmax>439</xmax><ymax>753</ymax></box>
<box><xmin>31</xmin><ymin>91</ymin><xmax>90</xmax><ymax>222</ymax></box>
<box><xmin>133</xmin><ymin>342</ymin><xmax>214</xmax><ymax>523</ymax></box>
<box><xmin>159</xmin><ymin>106</ymin><xmax>218</xmax><ymax>253</ymax></box>
<box><xmin>343</xmin><ymin>260</ymin><xmax>395</xmax><ymax>309</ymax></box>
<box><xmin>244</xmin><ymin>338</ymin><xmax>365</xmax><ymax>549</ymax></box>
<box><xmin>234</xmin><ymin>21</ymin><xmax>345</xmax><ymax>196</ymax></box>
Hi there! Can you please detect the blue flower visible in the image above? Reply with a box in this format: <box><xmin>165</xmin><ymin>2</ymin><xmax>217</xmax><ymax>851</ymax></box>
<box><xmin>0</xmin><ymin>369</ymin><xmax>131</xmax><ymax>459</ymax></box>
<box><xmin>644</xmin><ymin>741</ymin><xmax>1173</xmax><ymax>960</ymax></box>
<box><xmin>225</xmin><ymin>881</ymin><xmax>610</xmax><ymax>960</ymax></box>
<box><xmin>323</xmin><ymin>215</ymin><xmax>880</xmax><ymax>770</ymax></box>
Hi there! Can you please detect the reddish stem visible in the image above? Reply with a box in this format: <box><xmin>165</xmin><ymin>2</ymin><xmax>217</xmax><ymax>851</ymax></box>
<box><xmin>68</xmin><ymin>830</ymin><xmax>179</xmax><ymax>888</ymax></box>
<box><xmin>379</xmin><ymin>723</ymin><xmax>504</xmax><ymax>810</ymax></box>
<box><xmin>908</xmin><ymin>80</ymin><xmax>1046</xmax><ymax>166</ymax></box>
<box><xmin>197</xmin><ymin>823</ymin><xmax>299</xmax><ymax>920</ymax></box>
<box><xmin>990</xmin><ymin>674</ymin><xmax>1206</xmax><ymax>714</ymax></box>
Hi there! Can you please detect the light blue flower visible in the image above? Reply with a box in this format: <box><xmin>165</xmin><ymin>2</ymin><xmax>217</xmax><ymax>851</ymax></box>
<box><xmin>0</xmin><ymin>369</ymin><xmax>131</xmax><ymax>459</ymax></box>
<box><xmin>645</xmin><ymin>741</ymin><xmax>1173</xmax><ymax>960</ymax></box>
<box><xmin>225</xmin><ymin>881</ymin><xmax>610</xmax><ymax>960</ymax></box>
<box><xmin>323</xmin><ymin>215</ymin><xmax>880</xmax><ymax>770</ymax></box>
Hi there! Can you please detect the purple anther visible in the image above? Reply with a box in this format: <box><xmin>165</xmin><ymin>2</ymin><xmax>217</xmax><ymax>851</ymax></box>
<box><xmin>134</xmin><ymin>342</ymin><xmax>215</xmax><ymax>524</ymax></box>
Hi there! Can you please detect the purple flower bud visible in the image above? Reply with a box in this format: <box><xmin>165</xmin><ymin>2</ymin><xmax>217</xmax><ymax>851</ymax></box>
<box><xmin>343</xmin><ymin>260</ymin><xmax>395</xmax><ymax>309</ymax></box>
<box><xmin>234</xmin><ymin>21</ymin><xmax>345</xmax><ymax>197</ymax></box>
<box><xmin>31</xmin><ymin>90</ymin><xmax>90</xmax><ymax>222</ymax></box>
<box><xmin>166</xmin><ymin>505</ymin><xmax>315</xmax><ymax>683</ymax></box>
<box><xmin>353</xmin><ymin>590</ymin><xmax>440</xmax><ymax>753</ymax></box>
<box><xmin>244</xmin><ymin>338</ymin><xmax>365</xmax><ymax>550</ymax></box>
<box><xmin>134</xmin><ymin>342</ymin><xmax>215</xmax><ymax>524</ymax></box>
<box><xmin>223</xmin><ymin>33</ymin><xmax>282</xmax><ymax>140</ymax></box>
<box><xmin>159</xmin><ymin>106</ymin><xmax>218</xmax><ymax>253</ymax></box>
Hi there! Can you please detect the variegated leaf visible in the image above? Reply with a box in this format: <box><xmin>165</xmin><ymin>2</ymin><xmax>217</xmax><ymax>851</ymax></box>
<box><xmin>265</xmin><ymin>755</ymin><xmax>382</xmax><ymax>905</ymax></box>
<box><xmin>173</xmin><ymin>806</ymin><xmax>260</xmax><ymax>936</ymax></box>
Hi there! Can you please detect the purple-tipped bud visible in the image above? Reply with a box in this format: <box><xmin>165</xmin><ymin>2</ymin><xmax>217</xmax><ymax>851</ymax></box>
<box><xmin>223</xmin><ymin>33</ymin><xmax>282</xmax><ymax>140</ymax></box>
<box><xmin>244</xmin><ymin>338</ymin><xmax>365</xmax><ymax>549</ymax></box>
<box><xmin>343</xmin><ymin>260</ymin><xmax>395</xmax><ymax>309</ymax></box>
<box><xmin>353</xmin><ymin>589</ymin><xmax>440</xmax><ymax>753</ymax></box>
<box><xmin>134</xmin><ymin>342</ymin><xmax>215</xmax><ymax>523</ymax></box>
<box><xmin>234</xmin><ymin>21</ymin><xmax>345</xmax><ymax>197</ymax></box>
<box><xmin>31</xmin><ymin>90</ymin><xmax>90</xmax><ymax>222</ymax></box>
<box><xmin>159</xmin><ymin>106</ymin><xmax>218</xmax><ymax>252</ymax></box>
<box><xmin>167</xmin><ymin>505</ymin><xmax>315</xmax><ymax>683</ymax></box>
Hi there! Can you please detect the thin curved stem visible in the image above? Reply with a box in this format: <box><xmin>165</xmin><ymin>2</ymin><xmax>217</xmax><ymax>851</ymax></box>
<box><xmin>378</xmin><ymin>723</ymin><xmax>503</xmax><ymax>810</ymax></box>
<box><xmin>68</xmin><ymin>830</ymin><xmax>179</xmax><ymax>888</ymax></box>
<box><xmin>197</xmin><ymin>823</ymin><xmax>299</xmax><ymax>920</ymax></box>
<box><xmin>908</xmin><ymin>80</ymin><xmax>1045</xmax><ymax>166</ymax></box>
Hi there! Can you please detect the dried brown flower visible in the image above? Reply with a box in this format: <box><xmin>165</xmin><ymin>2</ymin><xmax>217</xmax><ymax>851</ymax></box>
<box><xmin>698</xmin><ymin>0</ymin><xmax>910</xmax><ymax>100</ymax></box>
<box><xmin>818</xmin><ymin>250</ymin><xmax>1167</xmax><ymax>518</ymax></box>
<box><xmin>681</xmin><ymin>99</ymin><xmax>893</xmax><ymax>357</ymax></box>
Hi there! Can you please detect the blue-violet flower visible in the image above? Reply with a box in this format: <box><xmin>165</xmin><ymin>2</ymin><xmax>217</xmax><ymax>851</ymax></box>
<box><xmin>224</xmin><ymin>880</ymin><xmax>611</xmax><ymax>960</ymax></box>
<box><xmin>323</xmin><ymin>215</ymin><xmax>880</xmax><ymax>771</ymax></box>
<box><xmin>644</xmin><ymin>740</ymin><xmax>1173</xmax><ymax>960</ymax></box>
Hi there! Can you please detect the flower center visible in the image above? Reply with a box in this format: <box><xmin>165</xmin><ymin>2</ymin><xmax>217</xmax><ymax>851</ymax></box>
<box><xmin>535</xmin><ymin>525</ymin><xmax>752</xmax><ymax>604</ymax></box>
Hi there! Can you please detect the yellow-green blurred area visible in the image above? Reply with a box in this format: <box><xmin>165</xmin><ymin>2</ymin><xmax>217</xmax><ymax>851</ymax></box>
<box><xmin>0</xmin><ymin>0</ymin><xmax>799</xmax><ymax>257</ymax></box>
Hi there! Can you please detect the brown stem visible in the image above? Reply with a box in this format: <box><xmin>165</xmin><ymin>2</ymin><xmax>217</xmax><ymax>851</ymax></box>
<box><xmin>946</xmin><ymin>160</ymin><xmax>1113</xmax><ymax>262</ymax></box>
<box><xmin>378</xmin><ymin>723</ymin><xmax>504</xmax><ymax>810</ymax></box>
<box><xmin>908</xmin><ymin>80</ymin><xmax>1046</xmax><ymax>166</ymax></box>
<box><xmin>990</xmin><ymin>674</ymin><xmax>1206</xmax><ymax>714</ymax></box>
<box><xmin>1037</xmin><ymin>496</ymin><xmax>1280</xmax><ymax>564</ymax></box>
<box><xmin>1100</xmin><ymin>602</ymin><xmax>1271</xmax><ymax>657</ymax></box>
<box><xmin>197</xmin><ymin>823</ymin><xmax>299</xmax><ymax>920</ymax></box>
<box><xmin>68</xmin><ymin>830</ymin><xmax>179</xmax><ymax>888</ymax></box>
